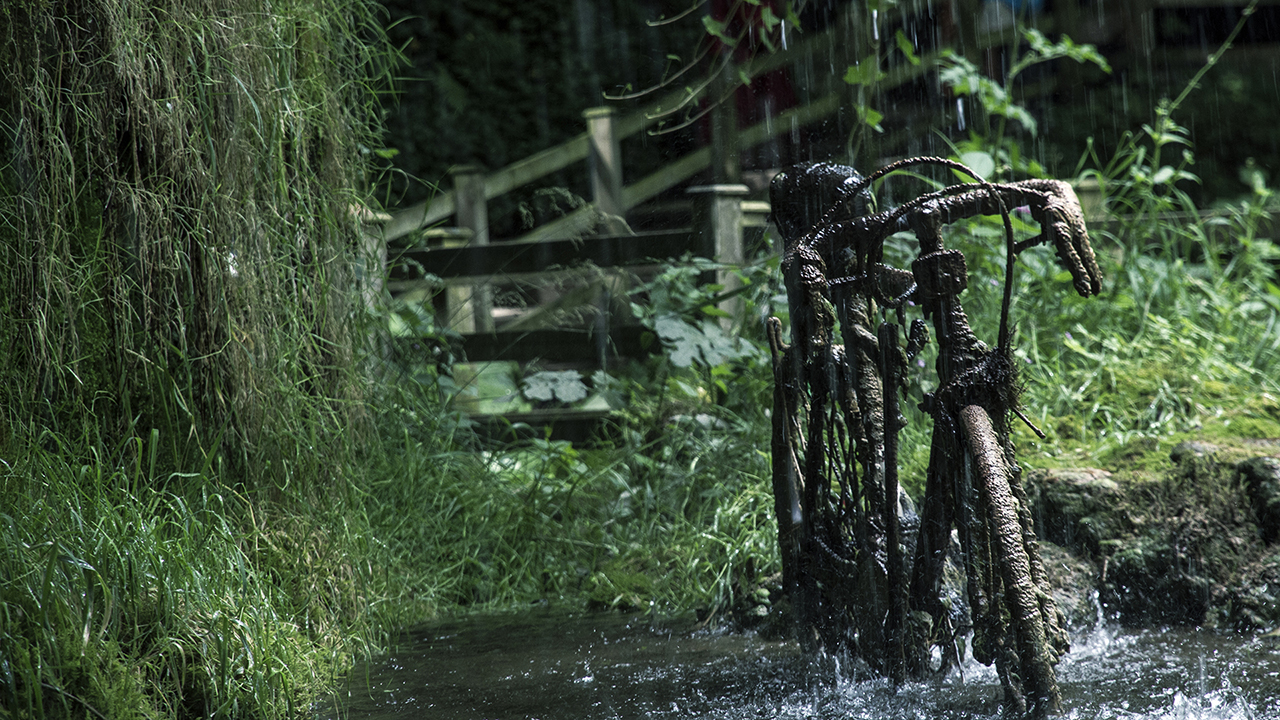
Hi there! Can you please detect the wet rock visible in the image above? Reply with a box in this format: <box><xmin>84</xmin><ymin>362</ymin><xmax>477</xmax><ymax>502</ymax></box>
<box><xmin>1088</xmin><ymin>444</ymin><xmax>1274</xmax><ymax>628</ymax></box>
<box><xmin>1218</xmin><ymin>552</ymin><xmax>1280</xmax><ymax>631</ymax></box>
<box><xmin>1038</xmin><ymin>542</ymin><xmax>1102</xmax><ymax>631</ymax></box>
<box><xmin>1024</xmin><ymin>451</ymin><xmax>1280</xmax><ymax>629</ymax></box>
<box><xmin>1169</xmin><ymin>440</ymin><xmax>1221</xmax><ymax>464</ymax></box>
<box><xmin>1102</xmin><ymin>535</ymin><xmax>1212</xmax><ymax>625</ymax></box>
<box><xmin>1026</xmin><ymin>468</ymin><xmax>1125</xmax><ymax>556</ymax></box>
<box><xmin>1239</xmin><ymin>456</ymin><xmax>1280</xmax><ymax>544</ymax></box>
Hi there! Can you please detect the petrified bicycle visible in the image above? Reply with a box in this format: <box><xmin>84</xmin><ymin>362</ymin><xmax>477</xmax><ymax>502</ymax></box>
<box><xmin>767</xmin><ymin>158</ymin><xmax>1101</xmax><ymax>718</ymax></box>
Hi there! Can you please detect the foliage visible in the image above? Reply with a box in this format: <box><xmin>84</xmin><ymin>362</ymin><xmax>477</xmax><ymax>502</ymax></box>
<box><xmin>1030</xmin><ymin>4</ymin><xmax>1280</xmax><ymax>452</ymax></box>
<box><xmin>630</xmin><ymin>257</ymin><xmax>766</xmax><ymax>370</ymax></box>
<box><xmin>924</xmin><ymin>16</ymin><xmax>1280</xmax><ymax>470</ymax></box>
<box><xmin>0</xmin><ymin>439</ymin><xmax>382</xmax><ymax>720</ymax></box>
<box><xmin>876</xmin><ymin>4</ymin><xmax>1278</xmax><ymax>477</ymax></box>
<box><xmin>934</xmin><ymin>29</ymin><xmax>1110</xmax><ymax>181</ymax></box>
<box><xmin>360</xmin><ymin>365</ymin><xmax>778</xmax><ymax>617</ymax></box>
<box><xmin>0</xmin><ymin>0</ymin><xmax>396</xmax><ymax>488</ymax></box>
<box><xmin>359</xmin><ymin>253</ymin><xmax>782</xmax><ymax>617</ymax></box>
<box><xmin>522</xmin><ymin>370</ymin><xmax>591</xmax><ymax>403</ymax></box>
<box><xmin>0</xmin><ymin>0</ymin><xmax>400</xmax><ymax>717</ymax></box>
<box><xmin>1077</xmin><ymin>1</ymin><xmax>1261</xmax><ymax>235</ymax></box>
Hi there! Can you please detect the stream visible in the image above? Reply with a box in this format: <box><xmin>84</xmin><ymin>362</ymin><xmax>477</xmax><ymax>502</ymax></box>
<box><xmin>324</xmin><ymin>609</ymin><xmax>1280</xmax><ymax>719</ymax></box>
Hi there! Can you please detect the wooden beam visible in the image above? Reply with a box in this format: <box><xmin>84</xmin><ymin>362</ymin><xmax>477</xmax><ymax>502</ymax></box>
<box><xmin>485</xmin><ymin>135</ymin><xmax>592</xmax><ymax>199</ymax></box>
<box><xmin>389</xmin><ymin>230</ymin><xmax>700</xmax><ymax>280</ymax></box>
<box><xmin>380</xmin><ymin>2</ymin><xmax>903</xmax><ymax>244</ymax></box>
<box><xmin>459</xmin><ymin>326</ymin><xmax>656</xmax><ymax>364</ymax></box>
<box><xmin>382</xmin><ymin>194</ymin><xmax>456</xmax><ymax>243</ymax></box>
<box><xmin>468</xmin><ymin>409</ymin><xmax>620</xmax><ymax>445</ymax></box>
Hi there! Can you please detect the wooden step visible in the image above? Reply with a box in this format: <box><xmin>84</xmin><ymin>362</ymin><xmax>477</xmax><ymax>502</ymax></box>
<box><xmin>460</xmin><ymin>326</ymin><xmax>654</xmax><ymax>365</ymax></box>
<box><xmin>468</xmin><ymin>409</ymin><xmax>620</xmax><ymax>445</ymax></box>
<box><xmin>389</xmin><ymin>229</ymin><xmax>704</xmax><ymax>282</ymax></box>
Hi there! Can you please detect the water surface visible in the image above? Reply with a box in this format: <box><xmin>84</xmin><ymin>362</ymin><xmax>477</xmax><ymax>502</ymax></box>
<box><xmin>326</xmin><ymin>609</ymin><xmax>1280</xmax><ymax>719</ymax></box>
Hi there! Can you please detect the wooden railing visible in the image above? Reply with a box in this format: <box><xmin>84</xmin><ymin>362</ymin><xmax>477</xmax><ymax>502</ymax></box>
<box><xmin>369</xmin><ymin>3</ymin><xmax>972</xmax><ymax>442</ymax></box>
<box><xmin>372</xmin><ymin>1</ymin><xmax>1147</xmax><ymax>441</ymax></box>
<box><xmin>380</xmin><ymin>24</ymin><xmax>939</xmax><ymax>248</ymax></box>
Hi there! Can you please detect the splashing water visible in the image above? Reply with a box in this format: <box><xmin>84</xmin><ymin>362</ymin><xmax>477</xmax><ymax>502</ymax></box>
<box><xmin>323</xmin><ymin>610</ymin><xmax>1280</xmax><ymax>720</ymax></box>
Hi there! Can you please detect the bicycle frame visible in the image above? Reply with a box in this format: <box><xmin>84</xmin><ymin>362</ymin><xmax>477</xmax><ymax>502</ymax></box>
<box><xmin>768</xmin><ymin>158</ymin><xmax>1100</xmax><ymax>717</ymax></box>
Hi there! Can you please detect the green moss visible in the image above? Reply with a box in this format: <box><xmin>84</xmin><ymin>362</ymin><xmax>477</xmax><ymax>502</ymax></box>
<box><xmin>47</xmin><ymin>632</ymin><xmax>161</xmax><ymax>720</ymax></box>
<box><xmin>1096</xmin><ymin>437</ymin><xmax>1169</xmax><ymax>478</ymax></box>
<box><xmin>1028</xmin><ymin>436</ymin><xmax>1280</xmax><ymax>629</ymax></box>
<box><xmin>1223</xmin><ymin>416</ymin><xmax>1280</xmax><ymax>439</ymax></box>
<box><xmin>587</xmin><ymin>556</ymin><xmax>658</xmax><ymax>610</ymax></box>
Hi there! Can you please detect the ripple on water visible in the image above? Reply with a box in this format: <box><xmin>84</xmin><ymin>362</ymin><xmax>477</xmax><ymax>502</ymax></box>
<box><xmin>322</xmin><ymin>610</ymin><xmax>1280</xmax><ymax>720</ymax></box>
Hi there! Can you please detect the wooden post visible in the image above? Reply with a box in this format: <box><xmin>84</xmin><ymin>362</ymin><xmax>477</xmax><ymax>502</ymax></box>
<box><xmin>687</xmin><ymin>184</ymin><xmax>749</xmax><ymax>324</ymax></box>
<box><xmin>423</xmin><ymin>227</ymin><xmax>477</xmax><ymax>333</ymax></box>
<box><xmin>585</xmin><ymin>107</ymin><xmax>626</xmax><ymax>368</ymax></box>
<box><xmin>709</xmin><ymin>63</ymin><xmax>741</xmax><ymax>184</ymax></box>
<box><xmin>452</xmin><ymin>164</ymin><xmax>494</xmax><ymax>333</ymax></box>
<box><xmin>584</xmin><ymin>107</ymin><xmax>623</xmax><ymax>218</ymax></box>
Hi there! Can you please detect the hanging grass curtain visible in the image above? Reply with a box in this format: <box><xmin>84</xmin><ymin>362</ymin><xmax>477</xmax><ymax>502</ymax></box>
<box><xmin>0</xmin><ymin>0</ymin><xmax>395</xmax><ymax>486</ymax></box>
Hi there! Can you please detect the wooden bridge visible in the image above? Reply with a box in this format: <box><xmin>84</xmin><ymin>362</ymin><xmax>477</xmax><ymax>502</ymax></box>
<box><xmin>365</xmin><ymin>0</ymin><xmax>1277</xmax><ymax>443</ymax></box>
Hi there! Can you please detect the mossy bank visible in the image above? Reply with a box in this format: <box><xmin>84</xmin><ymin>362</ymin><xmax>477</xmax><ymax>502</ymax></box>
<box><xmin>1026</xmin><ymin>434</ymin><xmax>1280</xmax><ymax>631</ymax></box>
<box><xmin>0</xmin><ymin>0</ymin><xmax>401</xmax><ymax>717</ymax></box>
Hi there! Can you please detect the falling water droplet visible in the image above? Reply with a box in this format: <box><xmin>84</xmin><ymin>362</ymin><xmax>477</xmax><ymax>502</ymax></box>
<box><xmin>957</xmin><ymin>97</ymin><xmax>966</xmax><ymax>131</ymax></box>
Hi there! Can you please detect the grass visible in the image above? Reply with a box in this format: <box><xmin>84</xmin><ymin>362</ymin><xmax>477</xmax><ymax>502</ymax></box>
<box><xmin>0</xmin><ymin>0</ymin><xmax>403</xmax><ymax>717</ymax></box>
<box><xmin>358</xmin><ymin>362</ymin><xmax>778</xmax><ymax>617</ymax></box>
<box><xmin>2</xmin><ymin>0</ymin><xmax>1278</xmax><ymax>717</ymax></box>
<box><xmin>913</xmin><ymin>189</ymin><xmax>1280</xmax><ymax>484</ymax></box>
<box><xmin>0</xmin><ymin>439</ymin><xmax>351</xmax><ymax>719</ymax></box>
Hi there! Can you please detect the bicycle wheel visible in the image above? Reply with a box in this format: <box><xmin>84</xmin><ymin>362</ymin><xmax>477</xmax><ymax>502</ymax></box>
<box><xmin>959</xmin><ymin>404</ymin><xmax>1062</xmax><ymax>719</ymax></box>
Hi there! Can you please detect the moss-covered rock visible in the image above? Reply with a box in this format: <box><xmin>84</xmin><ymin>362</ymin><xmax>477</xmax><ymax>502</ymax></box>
<box><xmin>1240</xmin><ymin>456</ymin><xmax>1280</xmax><ymax>544</ymax></box>
<box><xmin>1027</xmin><ymin>468</ymin><xmax>1128</xmax><ymax>557</ymax></box>
<box><xmin>1027</xmin><ymin>438</ymin><xmax>1280</xmax><ymax>631</ymax></box>
<box><xmin>1038</xmin><ymin>541</ymin><xmax>1103</xmax><ymax>631</ymax></box>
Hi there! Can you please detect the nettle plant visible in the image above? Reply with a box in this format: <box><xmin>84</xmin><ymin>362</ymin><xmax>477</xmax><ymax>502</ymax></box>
<box><xmin>516</xmin><ymin>257</ymin><xmax>772</xmax><ymax>412</ymax></box>
<box><xmin>633</xmin><ymin>258</ymin><xmax>764</xmax><ymax>371</ymax></box>
<box><xmin>629</xmin><ymin>256</ymin><xmax>776</xmax><ymax>406</ymax></box>
<box><xmin>938</xmin><ymin>29</ymin><xmax>1111</xmax><ymax>181</ymax></box>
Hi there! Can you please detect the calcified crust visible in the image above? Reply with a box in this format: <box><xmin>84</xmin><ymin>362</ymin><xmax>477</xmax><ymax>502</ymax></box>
<box><xmin>768</xmin><ymin>159</ymin><xmax>1098</xmax><ymax>718</ymax></box>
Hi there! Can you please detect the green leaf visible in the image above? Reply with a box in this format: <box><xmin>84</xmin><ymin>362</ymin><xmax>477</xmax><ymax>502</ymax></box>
<box><xmin>858</xmin><ymin>105</ymin><xmax>885</xmax><ymax>132</ymax></box>
<box><xmin>1021</xmin><ymin>28</ymin><xmax>1112</xmax><ymax>74</ymax></box>
<box><xmin>702</xmin><ymin>16</ymin><xmax>736</xmax><ymax>46</ymax></box>
<box><xmin>958</xmin><ymin>150</ymin><xmax>996</xmax><ymax>180</ymax></box>
<box><xmin>761</xmin><ymin>6</ymin><xmax>781</xmax><ymax>31</ymax></box>
<box><xmin>894</xmin><ymin>29</ymin><xmax>920</xmax><ymax>66</ymax></box>
<box><xmin>843</xmin><ymin>55</ymin><xmax>886</xmax><ymax>86</ymax></box>
<box><xmin>1000</xmin><ymin>104</ymin><xmax>1038</xmax><ymax>136</ymax></box>
<box><xmin>654</xmin><ymin>315</ymin><xmax>703</xmax><ymax>367</ymax></box>
<box><xmin>522</xmin><ymin>370</ymin><xmax>589</xmax><ymax>403</ymax></box>
<box><xmin>782</xmin><ymin>2</ymin><xmax>802</xmax><ymax>27</ymax></box>
<box><xmin>373</xmin><ymin>147</ymin><xmax>399</xmax><ymax>159</ymax></box>
<box><xmin>652</xmin><ymin>313</ymin><xmax>759</xmax><ymax>368</ymax></box>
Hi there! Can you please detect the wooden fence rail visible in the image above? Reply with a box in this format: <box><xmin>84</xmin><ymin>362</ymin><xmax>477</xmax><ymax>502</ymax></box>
<box><xmin>375</xmin><ymin>0</ymin><xmax>1274</xmax><ymax>442</ymax></box>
